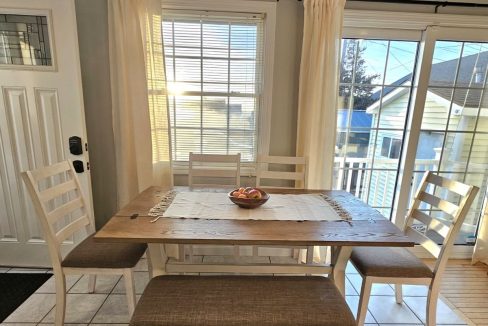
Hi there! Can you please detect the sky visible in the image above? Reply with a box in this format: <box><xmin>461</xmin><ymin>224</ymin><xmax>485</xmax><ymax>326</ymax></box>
<box><xmin>353</xmin><ymin>39</ymin><xmax>488</xmax><ymax>85</ymax></box>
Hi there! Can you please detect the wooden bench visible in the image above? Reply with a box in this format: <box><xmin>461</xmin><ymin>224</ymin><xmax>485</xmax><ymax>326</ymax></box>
<box><xmin>130</xmin><ymin>275</ymin><xmax>356</xmax><ymax>326</ymax></box>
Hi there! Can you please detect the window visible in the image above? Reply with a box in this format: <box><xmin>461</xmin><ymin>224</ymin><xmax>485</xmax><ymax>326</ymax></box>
<box><xmin>0</xmin><ymin>13</ymin><xmax>52</xmax><ymax>66</ymax></box>
<box><xmin>334</xmin><ymin>37</ymin><xmax>419</xmax><ymax>217</ymax></box>
<box><xmin>162</xmin><ymin>12</ymin><xmax>264</xmax><ymax>162</ymax></box>
<box><xmin>381</xmin><ymin>137</ymin><xmax>401</xmax><ymax>159</ymax></box>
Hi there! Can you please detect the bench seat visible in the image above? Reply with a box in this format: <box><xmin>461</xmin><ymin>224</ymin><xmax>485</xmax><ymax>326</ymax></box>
<box><xmin>130</xmin><ymin>275</ymin><xmax>355</xmax><ymax>326</ymax></box>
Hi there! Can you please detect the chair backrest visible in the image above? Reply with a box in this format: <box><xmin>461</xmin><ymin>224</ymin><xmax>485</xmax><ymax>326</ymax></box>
<box><xmin>22</xmin><ymin>160</ymin><xmax>94</xmax><ymax>267</ymax></box>
<box><xmin>188</xmin><ymin>153</ymin><xmax>241</xmax><ymax>189</ymax></box>
<box><xmin>256</xmin><ymin>155</ymin><xmax>307</xmax><ymax>189</ymax></box>
<box><xmin>404</xmin><ymin>171</ymin><xmax>479</xmax><ymax>275</ymax></box>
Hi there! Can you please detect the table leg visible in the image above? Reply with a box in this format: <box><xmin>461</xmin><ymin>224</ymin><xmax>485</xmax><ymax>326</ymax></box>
<box><xmin>330</xmin><ymin>246</ymin><xmax>353</xmax><ymax>297</ymax></box>
<box><xmin>147</xmin><ymin>243</ymin><xmax>168</xmax><ymax>278</ymax></box>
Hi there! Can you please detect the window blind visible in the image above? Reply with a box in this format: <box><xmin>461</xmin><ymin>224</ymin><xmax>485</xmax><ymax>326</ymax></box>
<box><xmin>162</xmin><ymin>11</ymin><xmax>264</xmax><ymax>162</ymax></box>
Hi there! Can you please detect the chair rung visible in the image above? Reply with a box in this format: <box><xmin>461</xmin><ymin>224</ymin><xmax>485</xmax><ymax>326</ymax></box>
<box><xmin>39</xmin><ymin>179</ymin><xmax>78</xmax><ymax>203</ymax></box>
<box><xmin>426</xmin><ymin>173</ymin><xmax>471</xmax><ymax>196</ymax></box>
<box><xmin>259</xmin><ymin>170</ymin><xmax>304</xmax><ymax>181</ymax></box>
<box><xmin>411</xmin><ymin>209</ymin><xmax>450</xmax><ymax>238</ymax></box>
<box><xmin>190</xmin><ymin>169</ymin><xmax>237</xmax><ymax>178</ymax></box>
<box><xmin>406</xmin><ymin>227</ymin><xmax>441</xmax><ymax>258</ymax></box>
<box><xmin>48</xmin><ymin>197</ymin><xmax>84</xmax><ymax>224</ymax></box>
<box><xmin>418</xmin><ymin>191</ymin><xmax>459</xmax><ymax>216</ymax></box>
<box><xmin>29</xmin><ymin>161</ymin><xmax>71</xmax><ymax>182</ymax></box>
<box><xmin>56</xmin><ymin>215</ymin><xmax>90</xmax><ymax>243</ymax></box>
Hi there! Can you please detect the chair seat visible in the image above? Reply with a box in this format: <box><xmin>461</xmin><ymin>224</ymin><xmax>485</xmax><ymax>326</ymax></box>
<box><xmin>350</xmin><ymin>247</ymin><xmax>434</xmax><ymax>278</ymax></box>
<box><xmin>130</xmin><ymin>275</ymin><xmax>356</xmax><ymax>326</ymax></box>
<box><xmin>61</xmin><ymin>234</ymin><xmax>147</xmax><ymax>269</ymax></box>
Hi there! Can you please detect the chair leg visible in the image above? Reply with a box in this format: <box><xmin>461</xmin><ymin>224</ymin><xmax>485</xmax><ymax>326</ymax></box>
<box><xmin>123</xmin><ymin>269</ymin><xmax>136</xmax><ymax>316</ymax></box>
<box><xmin>357</xmin><ymin>277</ymin><xmax>373</xmax><ymax>326</ymax></box>
<box><xmin>54</xmin><ymin>272</ymin><xmax>66</xmax><ymax>326</ymax></box>
<box><xmin>252</xmin><ymin>246</ymin><xmax>259</xmax><ymax>257</ymax></box>
<box><xmin>297</xmin><ymin>249</ymin><xmax>305</xmax><ymax>264</ymax></box>
<box><xmin>178</xmin><ymin>244</ymin><xmax>185</xmax><ymax>262</ymax></box>
<box><xmin>394</xmin><ymin>284</ymin><xmax>403</xmax><ymax>304</ymax></box>
<box><xmin>292</xmin><ymin>248</ymin><xmax>299</xmax><ymax>261</ymax></box>
<box><xmin>189</xmin><ymin>245</ymin><xmax>194</xmax><ymax>263</ymax></box>
<box><xmin>426</xmin><ymin>285</ymin><xmax>439</xmax><ymax>326</ymax></box>
<box><xmin>88</xmin><ymin>275</ymin><xmax>96</xmax><ymax>293</ymax></box>
<box><xmin>318</xmin><ymin>246</ymin><xmax>328</xmax><ymax>264</ymax></box>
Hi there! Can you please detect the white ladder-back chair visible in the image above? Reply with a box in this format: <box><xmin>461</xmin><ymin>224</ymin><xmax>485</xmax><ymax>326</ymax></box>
<box><xmin>22</xmin><ymin>161</ymin><xmax>147</xmax><ymax>326</ymax></box>
<box><xmin>350</xmin><ymin>171</ymin><xmax>479</xmax><ymax>326</ymax></box>
<box><xmin>188</xmin><ymin>152</ymin><xmax>240</xmax><ymax>189</ymax></box>
<box><xmin>256</xmin><ymin>155</ymin><xmax>307</xmax><ymax>189</ymax></box>
<box><xmin>185</xmin><ymin>152</ymin><xmax>241</xmax><ymax>260</ymax></box>
<box><xmin>254</xmin><ymin>155</ymin><xmax>313</xmax><ymax>262</ymax></box>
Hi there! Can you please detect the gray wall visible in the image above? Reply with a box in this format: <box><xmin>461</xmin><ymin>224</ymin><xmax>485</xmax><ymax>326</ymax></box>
<box><xmin>269</xmin><ymin>0</ymin><xmax>303</xmax><ymax>157</ymax></box>
<box><xmin>75</xmin><ymin>0</ymin><xmax>117</xmax><ymax>229</ymax></box>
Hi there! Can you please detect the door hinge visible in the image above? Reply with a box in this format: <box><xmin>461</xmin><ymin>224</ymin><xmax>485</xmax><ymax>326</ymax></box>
<box><xmin>85</xmin><ymin>143</ymin><xmax>88</xmax><ymax>151</ymax></box>
<box><xmin>87</xmin><ymin>162</ymin><xmax>90</xmax><ymax>170</ymax></box>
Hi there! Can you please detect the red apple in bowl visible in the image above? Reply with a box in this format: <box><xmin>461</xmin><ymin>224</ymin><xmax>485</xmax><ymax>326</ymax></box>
<box><xmin>248</xmin><ymin>189</ymin><xmax>262</xmax><ymax>199</ymax></box>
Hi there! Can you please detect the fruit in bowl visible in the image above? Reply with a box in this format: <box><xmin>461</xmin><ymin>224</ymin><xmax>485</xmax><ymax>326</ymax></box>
<box><xmin>229</xmin><ymin>187</ymin><xmax>269</xmax><ymax>208</ymax></box>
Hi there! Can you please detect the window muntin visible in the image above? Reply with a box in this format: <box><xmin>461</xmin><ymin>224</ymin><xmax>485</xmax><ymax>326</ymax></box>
<box><xmin>0</xmin><ymin>14</ymin><xmax>52</xmax><ymax>66</ymax></box>
<box><xmin>381</xmin><ymin>137</ymin><xmax>401</xmax><ymax>159</ymax></box>
<box><xmin>162</xmin><ymin>13</ymin><xmax>263</xmax><ymax>162</ymax></box>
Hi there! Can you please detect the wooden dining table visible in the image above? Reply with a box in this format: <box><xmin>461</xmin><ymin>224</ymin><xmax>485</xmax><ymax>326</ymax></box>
<box><xmin>95</xmin><ymin>186</ymin><xmax>414</xmax><ymax>296</ymax></box>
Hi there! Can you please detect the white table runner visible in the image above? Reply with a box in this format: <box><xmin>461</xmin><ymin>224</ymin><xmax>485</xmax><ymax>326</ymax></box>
<box><xmin>162</xmin><ymin>192</ymin><xmax>346</xmax><ymax>221</ymax></box>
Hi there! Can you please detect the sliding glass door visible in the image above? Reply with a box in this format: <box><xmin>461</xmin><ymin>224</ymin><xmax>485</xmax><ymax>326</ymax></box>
<box><xmin>408</xmin><ymin>38</ymin><xmax>488</xmax><ymax>243</ymax></box>
<box><xmin>336</xmin><ymin>26</ymin><xmax>488</xmax><ymax>245</ymax></box>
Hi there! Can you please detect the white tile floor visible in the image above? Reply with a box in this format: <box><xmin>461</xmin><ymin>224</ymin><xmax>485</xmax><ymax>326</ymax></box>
<box><xmin>0</xmin><ymin>256</ymin><xmax>471</xmax><ymax>326</ymax></box>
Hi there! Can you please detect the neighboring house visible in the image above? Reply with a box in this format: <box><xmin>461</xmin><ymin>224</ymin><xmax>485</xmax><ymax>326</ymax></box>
<box><xmin>365</xmin><ymin>51</ymin><xmax>488</xmax><ymax>232</ymax></box>
<box><xmin>336</xmin><ymin>109</ymin><xmax>372</xmax><ymax>192</ymax></box>
<box><xmin>336</xmin><ymin>109</ymin><xmax>372</xmax><ymax>158</ymax></box>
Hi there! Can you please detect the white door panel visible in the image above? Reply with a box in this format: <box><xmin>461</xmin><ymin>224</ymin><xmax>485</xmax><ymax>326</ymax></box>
<box><xmin>0</xmin><ymin>0</ymin><xmax>92</xmax><ymax>267</ymax></box>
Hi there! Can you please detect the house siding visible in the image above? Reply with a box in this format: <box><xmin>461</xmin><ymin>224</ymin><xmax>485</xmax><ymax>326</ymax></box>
<box><xmin>367</xmin><ymin>91</ymin><xmax>488</xmax><ymax>220</ymax></box>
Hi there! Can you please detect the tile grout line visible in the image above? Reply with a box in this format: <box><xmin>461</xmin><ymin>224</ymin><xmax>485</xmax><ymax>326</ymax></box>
<box><xmin>37</xmin><ymin>273</ymin><xmax>84</xmax><ymax>325</ymax></box>
<box><xmin>401</xmin><ymin>296</ymin><xmax>431</xmax><ymax>326</ymax></box>
<box><xmin>87</xmin><ymin>275</ymin><xmax>123</xmax><ymax>325</ymax></box>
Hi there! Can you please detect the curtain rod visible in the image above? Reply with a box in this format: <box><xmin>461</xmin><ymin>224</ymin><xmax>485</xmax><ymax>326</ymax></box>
<box><xmin>288</xmin><ymin>0</ymin><xmax>488</xmax><ymax>10</ymax></box>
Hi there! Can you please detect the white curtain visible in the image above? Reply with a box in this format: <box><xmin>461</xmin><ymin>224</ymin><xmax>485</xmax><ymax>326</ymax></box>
<box><xmin>473</xmin><ymin>205</ymin><xmax>488</xmax><ymax>265</ymax></box>
<box><xmin>108</xmin><ymin>0</ymin><xmax>172</xmax><ymax>208</ymax></box>
<box><xmin>296</xmin><ymin>0</ymin><xmax>345</xmax><ymax>190</ymax></box>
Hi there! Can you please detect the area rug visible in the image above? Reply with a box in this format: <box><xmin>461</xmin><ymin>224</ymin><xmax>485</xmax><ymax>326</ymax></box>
<box><xmin>0</xmin><ymin>273</ymin><xmax>52</xmax><ymax>322</ymax></box>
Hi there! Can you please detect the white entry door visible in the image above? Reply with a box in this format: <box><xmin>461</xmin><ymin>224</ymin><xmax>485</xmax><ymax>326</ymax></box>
<box><xmin>0</xmin><ymin>0</ymin><xmax>92</xmax><ymax>267</ymax></box>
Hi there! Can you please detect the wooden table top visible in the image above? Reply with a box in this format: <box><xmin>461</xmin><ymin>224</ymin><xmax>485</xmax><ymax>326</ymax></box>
<box><xmin>95</xmin><ymin>186</ymin><xmax>414</xmax><ymax>247</ymax></box>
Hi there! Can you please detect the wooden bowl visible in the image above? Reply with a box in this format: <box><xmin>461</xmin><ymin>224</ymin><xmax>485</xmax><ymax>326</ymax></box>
<box><xmin>228</xmin><ymin>189</ymin><xmax>269</xmax><ymax>209</ymax></box>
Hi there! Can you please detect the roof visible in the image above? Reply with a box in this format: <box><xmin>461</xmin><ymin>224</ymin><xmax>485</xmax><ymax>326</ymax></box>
<box><xmin>429</xmin><ymin>51</ymin><xmax>488</xmax><ymax>108</ymax></box>
<box><xmin>337</xmin><ymin>109</ymin><xmax>372</xmax><ymax>129</ymax></box>
<box><xmin>367</xmin><ymin>50</ymin><xmax>488</xmax><ymax>110</ymax></box>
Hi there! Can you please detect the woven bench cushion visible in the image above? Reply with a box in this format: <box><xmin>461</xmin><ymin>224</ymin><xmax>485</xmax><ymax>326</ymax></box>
<box><xmin>130</xmin><ymin>275</ymin><xmax>356</xmax><ymax>326</ymax></box>
<box><xmin>351</xmin><ymin>247</ymin><xmax>434</xmax><ymax>278</ymax></box>
<box><xmin>61</xmin><ymin>234</ymin><xmax>147</xmax><ymax>269</ymax></box>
